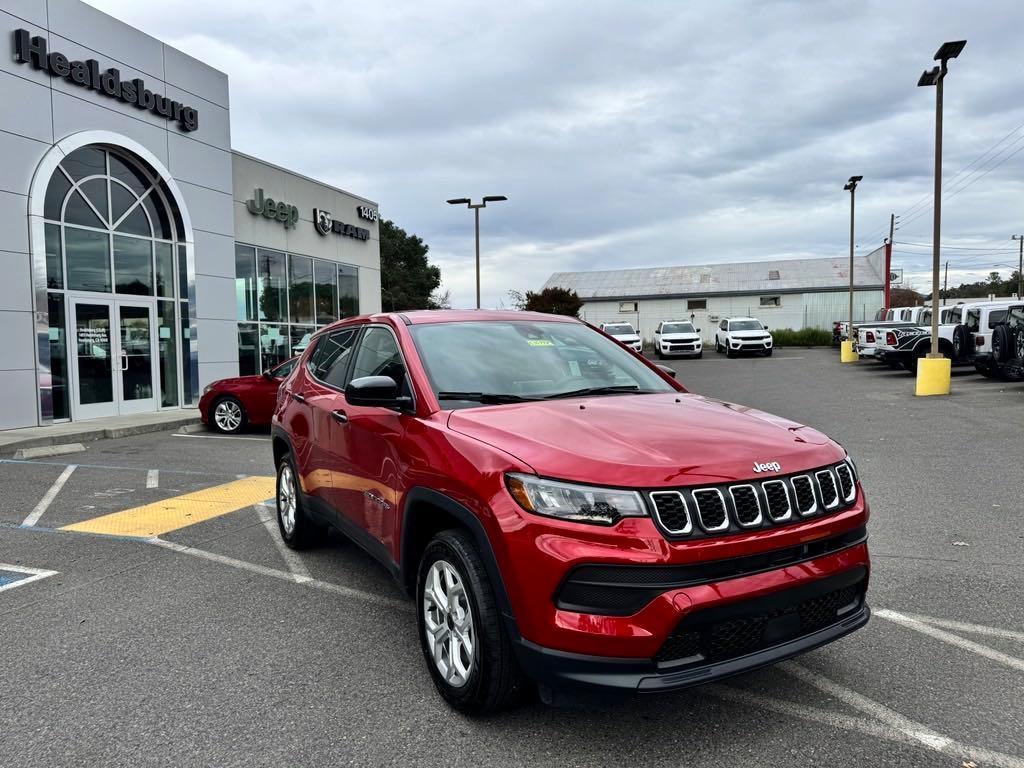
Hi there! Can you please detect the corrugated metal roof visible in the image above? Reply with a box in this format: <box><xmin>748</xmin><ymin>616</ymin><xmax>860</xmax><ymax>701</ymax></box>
<box><xmin>543</xmin><ymin>247</ymin><xmax>887</xmax><ymax>300</ymax></box>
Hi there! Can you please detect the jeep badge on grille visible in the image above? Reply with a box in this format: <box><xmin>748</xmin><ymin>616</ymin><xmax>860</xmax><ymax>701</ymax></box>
<box><xmin>753</xmin><ymin>461</ymin><xmax>782</xmax><ymax>473</ymax></box>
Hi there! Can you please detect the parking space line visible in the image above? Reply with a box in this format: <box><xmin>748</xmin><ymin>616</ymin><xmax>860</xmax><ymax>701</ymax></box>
<box><xmin>172</xmin><ymin>433</ymin><xmax>270</xmax><ymax>442</ymax></box>
<box><xmin>780</xmin><ymin>661</ymin><xmax>1024</xmax><ymax>768</ymax></box>
<box><xmin>254</xmin><ymin>503</ymin><xmax>312</xmax><ymax>581</ymax></box>
<box><xmin>146</xmin><ymin>469</ymin><xmax>159</xmax><ymax>489</ymax></box>
<box><xmin>59</xmin><ymin>476</ymin><xmax>276</xmax><ymax>538</ymax></box>
<box><xmin>877</xmin><ymin>609</ymin><xmax>1024</xmax><ymax>673</ymax></box>
<box><xmin>146</xmin><ymin>537</ymin><xmax>410</xmax><ymax>611</ymax></box>
<box><xmin>876</xmin><ymin>609</ymin><xmax>1024</xmax><ymax>643</ymax></box>
<box><xmin>0</xmin><ymin>563</ymin><xmax>59</xmax><ymax>593</ymax></box>
<box><xmin>21</xmin><ymin>464</ymin><xmax>77</xmax><ymax>527</ymax></box>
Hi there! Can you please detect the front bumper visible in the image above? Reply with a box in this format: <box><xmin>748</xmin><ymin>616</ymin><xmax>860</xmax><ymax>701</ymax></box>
<box><xmin>730</xmin><ymin>339</ymin><xmax>773</xmax><ymax>351</ymax></box>
<box><xmin>513</xmin><ymin>567</ymin><xmax>869</xmax><ymax>694</ymax></box>
<box><xmin>661</xmin><ymin>342</ymin><xmax>702</xmax><ymax>356</ymax></box>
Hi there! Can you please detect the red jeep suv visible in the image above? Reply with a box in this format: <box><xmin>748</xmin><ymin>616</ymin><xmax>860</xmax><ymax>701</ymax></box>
<box><xmin>271</xmin><ymin>310</ymin><xmax>869</xmax><ymax>714</ymax></box>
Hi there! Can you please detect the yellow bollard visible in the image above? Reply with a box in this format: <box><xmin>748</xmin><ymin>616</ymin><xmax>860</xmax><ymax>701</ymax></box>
<box><xmin>840</xmin><ymin>340</ymin><xmax>858</xmax><ymax>363</ymax></box>
<box><xmin>915</xmin><ymin>356</ymin><xmax>951</xmax><ymax>396</ymax></box>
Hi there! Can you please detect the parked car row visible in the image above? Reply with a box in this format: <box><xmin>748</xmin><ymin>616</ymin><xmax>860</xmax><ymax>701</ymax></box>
<box><xmin>599</xmin><ymin>317</ymin><xmax>774</xmax><ymax>360</ymax></box>
<box><xmin>851</xmin><ymin>298</ymin><xmax>1024</xmax><ymax>379</ymax></box>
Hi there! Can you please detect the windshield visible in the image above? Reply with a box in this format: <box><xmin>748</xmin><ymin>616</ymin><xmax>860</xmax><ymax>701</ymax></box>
<box><xmin>662</xmin><ymin>322</ymin><xmax>695</xmax><ymax>334</ymax></box>
<box><xmin>409</xmin><ymin>320</ymin><xmax>674</xmax><ymax>407</ymax></box>
<box><xmin>730</xmin><ymin>320</ymin><xmax>763</xmax><ymax>331</ymax></box>
<box><xmin>602</xmin><ymin>323</ymin><xmax>636</xmax><ymax>335</ymax></box>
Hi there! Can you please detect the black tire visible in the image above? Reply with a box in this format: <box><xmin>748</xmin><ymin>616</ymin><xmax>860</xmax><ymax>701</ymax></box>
<box><xmin>975</xmin><ymin>360</ymin><xmax>996</xmax><ymax>378</ymax></box>
<box><xmin>275</xmin><ymin>452</ymin><xmax>325</xmax><ymax>550</ymax></box>
<box><xmin>696</xmin><ymin>351</ymin><xmax>703</xmax><ymax>359</ymax></box>
<box><xmin>906</xmin><ymin>346</ymin><xmax>927</xmax><ymax>374</ymax></box>
<box><xmin>726</xmin><ymin>345</ymin><xmax>736</xmax><ymax>358</ymax></box>
<box><xmin>952</xmin><ymin>325</ymin><xmax>970</xmax><ymax>361</ymax></box>
<box><xmin>416</xmin><ymin>529</ymin><xmax>530</xmax><ymax>715</ymax></box>
<box><xmin>656</xmin><ymin>350</ymin><xmax>664</xmax><ymax>360</ymax></box>
<box><xmin>992</xmin><ymin>324</ymin><xmax>1011</xmax><ymax>363</ymax></box>
<box><xmin>210</xmin><ymin>395</ymin><xmax>246</xmax><ymax>434</ymax></box>
<box><xmin>764</xmin><ymin>348</ymin><xmax>773</xmax><ymax>357</ymax></box>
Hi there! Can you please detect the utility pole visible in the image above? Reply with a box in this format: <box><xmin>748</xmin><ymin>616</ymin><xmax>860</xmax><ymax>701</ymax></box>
<box><xmin>885</xmin><ymin>213</ymin><xmax>895</xmax><ymax>309</ymax></box>
<box><xmin>1014</xmin><ymin>235</ymin><xmax>1024</xmax><ymax>297</ymax></box>
<box><xmin>943</xmin><ymin>261</ymin><xmax>948</xmax><ymax>299</ymax></box>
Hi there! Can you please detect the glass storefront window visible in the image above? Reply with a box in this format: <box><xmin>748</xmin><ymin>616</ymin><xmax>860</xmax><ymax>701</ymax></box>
<box><xmin>113</xmin><ymin>235</ymin><xmax>154</xmax><ymax>295</ymax></box>
<box><xmin>315</xmin><ymin>259</ymin><xmax>338</xmax><ymax>325</ymax></box>
<box><xmin>238</xmin><ymin>323</ymin><xmax>259</xmax><ymax>376</ymax></box>
<box><xmin>259</xmin><ymin>324</ymin><xmax>290</xmax><ymax>371</ymax></box>
<box><xmin>158</xmin><ymin>300</ymin><xmax>179</xmax><ymax>407</ymax></box>
<box><xmin>65</xmin><ymin>227</ymin><xmax>111</xmax><ymax>293</ymax></box>
<box><xmin>289</xmin><ymin>254</ymin><xmax>314</xmax><ymax>324</ymax></box>
<box><xmin>180</xmin><ymin>301</ymin><xmax>194</xmax><ymax>405</ymax></box>
<box><xmin>47</xmin><ymin>293</ymin><xmax>69</xmax><ymax>420</ymax></box>
<box><xmin>339</xmin><ymin>264</ymin><xmax>359</xmax><ymax>317</ymax></box>
<box><xmin>257</xmin><ymin>250</ymin><xmax>286</xmax><ymax>322</ymax></box>
<box><xmin>177</xmin><ymin>244</ymin><xmax>189</xmax><ymax>301</ymax></box>
<box><xmin>45</xmin><ymin>223</ymin><xmax>63</xmax><ymax>289</ymax></box>
<box><xmin>235</xmin><ymin>245</ymin><xmax>257</xmax><ymax>321</ymax></box>
<box><xmin>155</xmin><ymin>242</ymin><xmax>174</xmax><ymax>298</ymax></box>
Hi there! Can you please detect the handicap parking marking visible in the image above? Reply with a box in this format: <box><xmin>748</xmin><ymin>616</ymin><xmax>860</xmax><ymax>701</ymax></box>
<box><xmin>0</xmin><ymin>563</ymin><xmax>59</xmax><ymax>593</ymax></box>
<box><xmin>60</xmin><ymin>476</ymin><xmax>276</xmax><ymax>538</ymax></box>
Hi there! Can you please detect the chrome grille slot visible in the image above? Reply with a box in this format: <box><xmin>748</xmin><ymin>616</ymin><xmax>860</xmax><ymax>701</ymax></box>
<box><xmin>762</xmin><ymin>479</ymin><xmax>792</xmax><ymax>522</ymax></box>
<box><xmin>791</xmin><ymin>475</ymin><xmax>817</xmax><ymax>516</ymax></box>
<box><xmin>692</xmin><ymin>489</ymin><xmax>728</xmax><ymax>532</ymax></box>
<box><xmin>729</xmin><ymin>485</ymin><xmax>762</xmax><ymax>528</ymax></box>
<box><xmin>815</xmin><ymin>470</ymin><xmax>839</xmax><ymax>509</ymax></box>
<box><xmin>834</xmin><ymin>463</ymin><xmax>855</xmax><ymax>503</ymax></box>
<box><xmin>650</xmin><ymin>491</ymin><xmax>692</xmax><ymax>535</ymax></box>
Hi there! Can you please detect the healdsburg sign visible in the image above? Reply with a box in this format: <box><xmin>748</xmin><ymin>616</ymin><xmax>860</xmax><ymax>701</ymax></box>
<box><xmin>13</xmin><ymin>29</ymin><xmax>199</xmax><ymax>132</ymax></box>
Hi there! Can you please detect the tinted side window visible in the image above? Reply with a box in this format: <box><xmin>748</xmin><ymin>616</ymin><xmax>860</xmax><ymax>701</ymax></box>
<box><xmin>272</xmin><ymin>358</ymin><xmax>296</xmax><ymax>378</ymax></box>
<box><xmin>308</xmin><ymin>329</ymin><xmax>358</xmax><ymax>389</ymax></box>
<box><xmin>988</xmin><ymin>310</ymin><xmax>1007</xmax><ymax>329</ymax></box>
<box><xmin>350</xmin><ymin>326</ymin><xmax>406</xmax><ymax>384</ymax></box>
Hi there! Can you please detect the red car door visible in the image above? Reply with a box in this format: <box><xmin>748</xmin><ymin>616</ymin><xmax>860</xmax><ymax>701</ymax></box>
<box><xmin>250</xmin><ymin>358</ymin><xmax>296</xmax><ymax>424</ymax></box>
<box><xmin>321</xmin><ymin>325</ymin><xmax>409</xmax><ymax>552</ymax></box>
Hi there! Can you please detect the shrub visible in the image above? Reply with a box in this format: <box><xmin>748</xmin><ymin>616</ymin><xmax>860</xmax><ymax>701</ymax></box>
<box><xmin>770</xmin><ymin>327</ymin><xmax>833</xmax><ymax>347</ymax></box>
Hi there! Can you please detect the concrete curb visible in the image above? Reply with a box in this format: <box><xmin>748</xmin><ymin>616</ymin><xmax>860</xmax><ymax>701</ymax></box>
<box><xmin>13</xmin><ymin>443</ymin><xmax>87</xmax><ymax>460</ymax></box>
<box><xmin>0</xmin><ymin>414</ymin><xmax>202</xmax><ymax>456</ymax></box>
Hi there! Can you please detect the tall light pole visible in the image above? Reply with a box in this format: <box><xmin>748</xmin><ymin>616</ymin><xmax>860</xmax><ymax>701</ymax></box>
<box><xmin>844</xmin><ymin>175</ymin><xmax>862</xmax><ymax>331</ymax></box>
<box><xmin>917</xmin><ymin>40</ymin><xmax>966</xmax><ymax>359</ymax></box>
<box><xmin>446</xmin><ymin>196</ymin><xmax>508</xmax><ymax>309</ymax></box>
<box><xmin>1013</xmin><ymin>235</ymin><xmax>1024</xmax><ymax>297</ymax></box>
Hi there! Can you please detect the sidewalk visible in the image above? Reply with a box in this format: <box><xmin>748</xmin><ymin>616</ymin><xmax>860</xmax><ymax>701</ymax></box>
<box><xmin>0</xmin><ymin>410</ymin><xmax>202</xmax><ymax>455</ymax></box>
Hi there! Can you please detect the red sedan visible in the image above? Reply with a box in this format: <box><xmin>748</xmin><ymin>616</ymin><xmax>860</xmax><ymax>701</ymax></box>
<box><xmin>199</xmin><ymin>358</ymin><xmax>297</xmax><ymax>433</ymax></box>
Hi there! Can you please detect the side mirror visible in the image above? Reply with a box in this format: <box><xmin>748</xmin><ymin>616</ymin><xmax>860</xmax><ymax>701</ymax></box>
<box><xmin>345</xmin><ymin>375</ymin><xmax>412</xmax><ymax>410</ymax></box>
<box><xmin>654</xmin><ymin>329</ymin><xmax>660</xmax><ymax>334</ymax></box>
<box><xmin>763</xmin><ymin>326</ymin><xmax>770</xmax><ymax>331</ymax></box>
<box><xmin>262</xmin><ymin>370</ymin><xmax>274</xmax><ymax>380</ymax></box>
<box><xmin>655</xmin><ymin>364</ymin><xmax>677</xmax><ymax>379</ymax></box>
<box><xmin>696</xmin><ymin>327</ymin><xmax>701</xmax><ymax>332</ymax></box>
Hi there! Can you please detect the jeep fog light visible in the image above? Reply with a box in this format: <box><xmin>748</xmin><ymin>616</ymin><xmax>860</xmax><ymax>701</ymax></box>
<box><xmin>505</xmin><ymin>474</ymin><xmax>647</xmax><ymax>525</ymax></box>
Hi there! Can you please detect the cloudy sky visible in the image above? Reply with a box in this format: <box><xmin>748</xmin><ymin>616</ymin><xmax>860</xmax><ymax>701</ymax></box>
<box><xmin>88</xmin><ymin>0</ymin><xmax>1024</xmax><ymax>306</ymax></box>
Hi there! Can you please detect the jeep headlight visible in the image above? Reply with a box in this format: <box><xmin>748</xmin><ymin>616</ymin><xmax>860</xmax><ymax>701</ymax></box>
<box><xmin>505</xmin><ymin>473</ymin><xmax>647</xmax><ymax>525</ymax></box>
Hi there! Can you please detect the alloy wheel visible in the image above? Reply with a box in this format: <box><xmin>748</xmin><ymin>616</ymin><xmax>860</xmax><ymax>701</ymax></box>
<box><xmin>278</xmin><ymin>463</ymin><xmax>297</xmax><ymax>535</ymax></box>
<box><xmin>422</xmin><ymin>560</ymin><xmax>476</xmax><ymax>688</ymax></box>
<box><xmin>214</xmin><ymin>399</ymin><xmax>242</xmax><ymax>432</ymax></box>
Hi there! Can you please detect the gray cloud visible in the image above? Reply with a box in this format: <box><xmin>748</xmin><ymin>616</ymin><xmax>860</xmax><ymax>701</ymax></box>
<box><xmin>88</xmin><ymin>0</ymin><xmax>1024</xmax><ymax>306</ymax></box>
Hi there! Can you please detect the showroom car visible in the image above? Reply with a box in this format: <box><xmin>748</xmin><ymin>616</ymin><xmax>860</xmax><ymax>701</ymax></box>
<box><xmin>715</xmin><ymin>317</ymin><xmax>774</xmax><ymax>357</ymax></box>
<box><xmin>654</xmin><ymin>320</ymin><xmax>703</xmax><ymax>359</ymax></box>
<box><xmin>598</xmin><ymin>321</ymin><xmax>642</xmax><ymax>352</ymax></box>
<box><xmin>199</xmin><ymin>357</ymin><xmax>298</xmax><ymax>433</ymax></box>
<box><xmin>270</xmin><ymin>310</ymin><xmax>870</xmax><ymax>714</ymax></box>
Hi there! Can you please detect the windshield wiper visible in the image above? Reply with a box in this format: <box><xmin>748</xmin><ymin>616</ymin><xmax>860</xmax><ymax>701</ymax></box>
<box><xmin>538</xmin><ymin>385</ymin><xmax>655</xmax><ymax>400</ymax></box>
<box><xmin>437</xmin><ymin>391</ymin><xmax>540</xmax><ymax>404</ymax></box>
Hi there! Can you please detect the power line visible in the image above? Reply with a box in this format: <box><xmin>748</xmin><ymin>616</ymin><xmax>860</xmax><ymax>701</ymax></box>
<box><xmin>894</xmin><ymin>240</ymin><xmax>1017</xmax><ymax>251</ymax></box>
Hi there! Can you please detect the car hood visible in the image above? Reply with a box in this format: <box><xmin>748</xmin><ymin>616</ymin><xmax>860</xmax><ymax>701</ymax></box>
<box><xmin>730</xmin><ymin>330</ymin><xmax>769</xmax><ymax>338</ymax></box>
<box><xmin>660</xmin><ymin>333</ymin><xmax>701</xmax><ymax>341</ymax></box>
<box><xmin>609</xmin><ymin>333</ymin><xmax>641</xmax><ymax>343</ymax></box>
<box><xmin>211</xmin><ymin>374</ymin><xmax>264</xmax><ymax>389</ymax></box>
<box><xmin>446</xmin><ymin>392</ymin><xmax>840</xmax><ymax>488</ymax></box>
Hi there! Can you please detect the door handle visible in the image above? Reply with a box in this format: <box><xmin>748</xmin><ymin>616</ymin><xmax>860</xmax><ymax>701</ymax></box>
<box><xmin>331</xmin><ymin>409</ymin><xmax>348</xmax><ymax>424</ymax></box>
<box><xmin>120</xmin><ymin>349</ymin><xmax>128</xmax><ymax>371</ymax></box>
<box><xmin>291</xmin><ymin>392</ymin><xmax>306</xmax><ymax>403</ymax></box>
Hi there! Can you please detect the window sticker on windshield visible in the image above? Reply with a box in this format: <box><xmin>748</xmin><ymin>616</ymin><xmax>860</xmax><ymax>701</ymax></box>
<box><xmin>527</xmin><ymin>339</ymin><xmax>554</xmax><ymax>347</ymax></box>
<box><xmin>568</xmin><ymin>360</ymin><xmax>580</xmax><ymax>376</ymax></box>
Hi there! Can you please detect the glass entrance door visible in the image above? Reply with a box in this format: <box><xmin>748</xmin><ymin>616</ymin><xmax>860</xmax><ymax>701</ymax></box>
<box><xmin>70</xmin><ymin>300</ymin><xmax>117</xmax><ymax>420</ymax></box>
<box><xmin>69</xmin><ymin>298</ymin><xmax>158</xmax><ymax>419</ymax></box>
<box><xmin>117</xmin><ymin>303</ymin><xmax>157</xmax><ymax>415</ymax></box>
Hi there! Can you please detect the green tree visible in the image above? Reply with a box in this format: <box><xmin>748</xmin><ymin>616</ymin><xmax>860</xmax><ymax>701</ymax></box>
<box><xmin>379</xmin><ymin>219</ymin><xmax>443</xmax><ymax>310</ymax></box>
<box><xmin>522</xmin><ymin>287</ymin><xmax>584</xmax><ymax>316</ymax></box>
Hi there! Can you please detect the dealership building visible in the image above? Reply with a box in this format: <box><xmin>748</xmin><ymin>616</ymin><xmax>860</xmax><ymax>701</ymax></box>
<box><xmin>0</xmin><ymin>0</ymin><xmax>381</xmax><ymax>430</ymax></box>
<box><xmin>544</xmin><ymin>247</ymin><xmax>887</xmax><ymax>344</ymax></box>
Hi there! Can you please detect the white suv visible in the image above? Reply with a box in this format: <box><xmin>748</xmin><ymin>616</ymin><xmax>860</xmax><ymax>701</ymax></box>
<box><xmin>715</xmin><ymin>317</ymin><xmax>773</xmax><ymax>357</ymax></box>
<box><xmin>653</xmin><ymin>320</ymin><xmax>702</xmax><ymax>359</ymax></box>
<box><xmin>599</xmin><ymin>321</ymin><xmax>642</xmax><ymax>352</ymax></box>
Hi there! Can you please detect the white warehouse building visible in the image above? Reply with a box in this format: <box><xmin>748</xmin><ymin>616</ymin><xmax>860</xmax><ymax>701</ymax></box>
<box><xmin>543</xmin><ymin>247</ymin><xmax>886</xmax><ymax>345</ymax></box>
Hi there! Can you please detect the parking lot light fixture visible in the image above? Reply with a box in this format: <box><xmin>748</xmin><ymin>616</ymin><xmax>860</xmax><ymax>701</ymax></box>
<box><xmin>841</xmin><ymin>176</ymin><xmax>862</xmax><ymax>364</ymax></box>
<box><xmin>914</xmin><ymin>40</ymin><xmax>965</xmax><ymax>396</ymax></box>
<box><xmin>1013</xmin><ymin>235</ymin><xmax>1023</xmax><ymax>297</ymax></box>
<box><xmin>447</xmin><ymin>196</ymin><xmax>508</xmax><ymax>309</ymax></box>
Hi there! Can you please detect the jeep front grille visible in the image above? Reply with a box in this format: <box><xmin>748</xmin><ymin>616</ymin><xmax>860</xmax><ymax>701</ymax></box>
<box><xmin>648</xmin><ymin>461</ymin><xmax>858</xmax><ymax>539</ymax></box>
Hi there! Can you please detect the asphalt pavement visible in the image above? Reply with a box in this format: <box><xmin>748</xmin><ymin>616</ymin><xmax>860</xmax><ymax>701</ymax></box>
<box><xmin>0</xmin><ymin>347</ymin><xmax>1021</xmax><ymax>767</ymax></box>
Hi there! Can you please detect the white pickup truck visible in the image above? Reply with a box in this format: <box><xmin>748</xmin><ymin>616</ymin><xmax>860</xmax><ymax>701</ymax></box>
<box><xmin>854</xmin><ymin>306</ymin><xmax>936</xmax><ymax>360</ymax></box>
<box><xmin>870</xmin><ymin>305</ymin><xmax>978</xmax><ymax>373</ymax></box>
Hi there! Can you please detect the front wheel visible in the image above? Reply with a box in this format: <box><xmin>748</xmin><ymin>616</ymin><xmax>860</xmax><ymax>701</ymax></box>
<box><xmin>764</xmin><ymin>348</ymin><xmax>773</xmax><ymax>357</ymax></box>
<box><xmin>417</xmin><ymin>529</ymin><xmax>529</xmax><ymax>715</ymax></box>
<box><xmin>211</xmin><ymin>396</ymin><xmax>246</xmax><ymax>434</ymax></box>
<box><xmin>696</xmin><ymin>351</ymin><xmax>703</xmax><ymax>359</ymax></box>
<box><xmin>275</xmin><ymin>454</ymin><xmax>325</xmax><ymax>550</ymax></box>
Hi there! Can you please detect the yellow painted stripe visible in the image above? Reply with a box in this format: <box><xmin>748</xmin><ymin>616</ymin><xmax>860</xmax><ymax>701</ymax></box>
<box><xmin>61</xmin><ymin>476</ymin><xmax>276</xmax><ymax>538</ymax></box>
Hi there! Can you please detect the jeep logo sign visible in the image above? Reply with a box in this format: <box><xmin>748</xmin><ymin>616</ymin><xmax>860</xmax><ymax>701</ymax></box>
<box><xmin>246</xmin><ymin>188</ymin><xmax>299</xmax><ymax>230</ymax></box>
<box><xmin>752</xmin><ymin>461</ymin><xmax>782</xmax><ymax>473</ymax></box>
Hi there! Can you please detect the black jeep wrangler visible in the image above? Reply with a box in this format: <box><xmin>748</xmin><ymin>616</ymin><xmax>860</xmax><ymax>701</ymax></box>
<box><xmin>977</xmin><ymin>305</ymin><xmax>1024</xmax><ymax>380</ymax></box>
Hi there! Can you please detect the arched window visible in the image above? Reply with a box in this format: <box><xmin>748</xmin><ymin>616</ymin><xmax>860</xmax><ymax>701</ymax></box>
<box><xmin>41</xmin><ymin>146</ymin><xmax>189</xmax><ymax>418</ymax></box>
<box><xmin>43</xmin><ymin>146</ymin><xmax>185</xmax><ymax>295</ymax></box>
